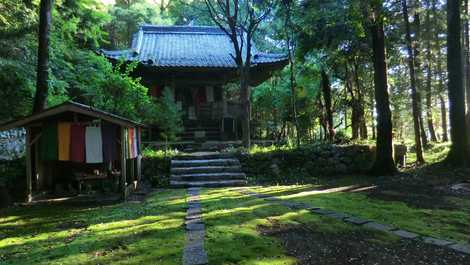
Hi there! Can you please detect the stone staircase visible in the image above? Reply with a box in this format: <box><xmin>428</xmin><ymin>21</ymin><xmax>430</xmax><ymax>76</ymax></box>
<box><xmin>170</xmin><ymin>152</ymin><xmax>247</xmax><ymax>188</ymax></box>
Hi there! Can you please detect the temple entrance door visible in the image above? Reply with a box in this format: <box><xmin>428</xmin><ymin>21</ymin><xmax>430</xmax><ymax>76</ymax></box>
<box><xmin>192</xmin><ymin>87</ymin><xmax>208</xmax><ymax>120</ymax></box>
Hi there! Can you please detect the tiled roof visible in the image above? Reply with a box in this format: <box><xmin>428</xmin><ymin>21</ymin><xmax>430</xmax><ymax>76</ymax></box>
<box><xmin>100</xmin><ymin>25</ymin><xmax>288</xmax><ymax>69</ymax></box>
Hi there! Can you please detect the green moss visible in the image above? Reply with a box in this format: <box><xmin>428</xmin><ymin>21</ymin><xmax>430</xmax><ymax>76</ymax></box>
<box><xmin>199</xmin><ymin>188</ymin><xmax>401</xmax><ymax>265</ymax></box>
<box><xmin>250</xmin><ymin>185</ymin><xmax>470</xmax><ymax>244</ymax></box>
<box><xmin>0</xmin><ymin>189</ymin><xmax>187</xmax><ymax>265</ymax></box>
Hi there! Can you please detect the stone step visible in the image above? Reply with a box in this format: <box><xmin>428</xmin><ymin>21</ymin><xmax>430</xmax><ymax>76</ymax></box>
<box><xmin>171</xmin><ymin>159</ymin><xmax>240</xmax><ymax>168</ymax></box>
<box><xmin>170</xmin><ymin>179</ymin><xmax>247</xmax><ymax>188</ymax></box>
<box><xmin>174</xmin><ymin>153</ymin><xmax>234</xmax><ymax>161</ymax></box>
<box><xmin>172</xmin><ymin>166</ymin><xmax>242</xmax><ymax>174</ymax></box>
<box><xmin>171</xmin><ymin>172</ymin><xmax>246</xmax><ymax>181</ymax></box>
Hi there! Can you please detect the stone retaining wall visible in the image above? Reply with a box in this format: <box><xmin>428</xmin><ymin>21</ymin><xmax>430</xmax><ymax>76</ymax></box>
<box><xmin>238</xmin><ymin>144</ymin><xmax>376</xmax><ymax>183</ymax></box>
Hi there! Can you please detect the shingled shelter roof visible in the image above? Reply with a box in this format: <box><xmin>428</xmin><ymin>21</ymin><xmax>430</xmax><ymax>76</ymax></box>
<box><xmin>100</xmin><ymin>25</ymin><xmax>288</xmax><ymax>69</ymax></box>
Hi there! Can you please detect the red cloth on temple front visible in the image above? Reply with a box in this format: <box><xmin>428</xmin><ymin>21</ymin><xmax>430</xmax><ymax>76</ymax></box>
<box><xmin>70</xmin><ymin>123</ymin><xmax>86</xmax><ymax>163</ymax></box>
<box><xmin>197</xmin><ymin>87</ymin><xmax>206</xmax><ymax>105</ymax></box>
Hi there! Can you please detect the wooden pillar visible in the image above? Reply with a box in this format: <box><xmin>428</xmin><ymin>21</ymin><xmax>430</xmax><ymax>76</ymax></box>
<box><xmin>25</xmin><ymin>128</ymin><xmax>32</xmax><ymax>202</ymax></box>
<box><xmin>137</xmin><ymin>128</ymin><xmax>142</xmax><ymax>183</ymax></box>
<box><xmin>120</xmin><ymin>127</ymin><xmax>127</xmax><ymax>201</ymax></box>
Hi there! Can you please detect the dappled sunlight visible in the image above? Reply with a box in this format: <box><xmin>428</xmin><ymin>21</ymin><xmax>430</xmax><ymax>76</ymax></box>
<box><xmin>278</xmin><ymin>185</ymin><xmax>378</xmax><ymax>199</ymax></box>
<box><xmin>245</xmin><ymin>185</ymin><xmax>470</xmax><ymax>244</ymax></box>
<box><xmin>0</xmin><ymin>189</ymin><xmax>187</xmax><ymax>264</ymax></box>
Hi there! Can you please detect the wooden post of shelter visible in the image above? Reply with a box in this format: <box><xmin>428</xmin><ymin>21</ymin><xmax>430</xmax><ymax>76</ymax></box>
<box><xmin>120</xmin><ymin>126</ymin><xmax>127</xmax><ymax>201</ymax></box>
<box><xmin>137</xmin><ymin>132</ymin><xmax>142</xmax><ymax>184</ymax></box>
<box><xmin>25</xmin><ymin>128</ymin><xmax>32</xmax><ymax>202</ymax></box>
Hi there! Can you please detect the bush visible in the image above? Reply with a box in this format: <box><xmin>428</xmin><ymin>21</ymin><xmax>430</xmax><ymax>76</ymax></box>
<box><xmin>0</xmin><ymin>158</ymin><xmax>26</xmax><ymax>204</ymax></box>
<box><xmin>142</xmin><ymin>156</ymin><xmax>171</xmax><ymax>188</ymax></box>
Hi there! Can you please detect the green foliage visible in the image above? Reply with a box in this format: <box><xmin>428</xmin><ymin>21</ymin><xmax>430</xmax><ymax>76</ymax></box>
<box><xmin>0</xmin><ymin>159</ymin><xmax>25</xmax><ymax>188</ymax></box>
<box><xmin>82</xmin><ymin>60</ymin><xmax>157</xmax><ymax>123</ymax></box>
<box><xmin>142</xmin><ymin>148</ymin><xmax>181</xmax><ymax>158</ymax></box>
<box><xmin>142</xmin><ymin>156</ymin><xmax>172</xmax><ymax>187</ymax></box>
<box><xmin>154</xmin><ymin>88</ymin><xmax>184</xmax><ymax>141</ymax></box>
<box><xmin>0</xmin><ymin>62</ymin><xmax>34</xmax><ymax>122</ymax></box>
<box><xmin>105</xmin><ymin>0</ymin><xmax>173</xmax><ymax>49</ymax></box>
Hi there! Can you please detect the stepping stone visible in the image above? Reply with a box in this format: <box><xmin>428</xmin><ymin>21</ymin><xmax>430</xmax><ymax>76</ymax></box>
<box><xmin>188</xmin><ymin>197</ymin><xmax>200</xmax><ymax>203</ymax></box>
<box><xmin>188</xmin><ymin>208</ymin><xmax>202</xmax><ymax>216</ymax></box>
<box><xmin>280</xmin><ymin>201</ymin><xmax>300</xmax><ymax>208</ymax></box>
<box><xmin>183</xmin><ymin>243</ymin><xmax>208</xmax><ymax>265</ymax></box>
<box><xmin>448</xmin><ymin>243</ymin><xmax>470</xmax><ymax>255</ymax></box>
<box><xmin>392</xmin><ymin>229</ymin><xmax>419</xmax><ymax>239</ymax></box>
<box><xmin>291</xmin><ymin>203</ymin><xmax>314</xmax><ymax>210</ymax></box>
<box><xmin>187</xmin><ymin>230</ymin><xmax>205</xmax><ymax>242</ymax></box>
<box><xmin>344</xmin><ymin>216</ymin><xmax>370</xmax><ymax>225</ymax></box>
<box><xmin>363</xmin><ymin>222</ymin><xmax>395</xmax><ymax>232</ymax></box>
<box><xmin>188</xmin><ymin>202</ymin><xmax>201</xmax><ymax>209</ymax></box>
<box><xmin>423</xmin><ymin>237</ymin><xmax>453</xmax><ymax>247</ymax></box>
<box><xmin>264</xmin><ymin>197</ymin><xmax>282</xmax><ymax>202</ymax></box>
<box><xmin>325</xmin><ymin>212</ymin><xmax>350</xmax><ymax>220</ymax></box>
<box><xmin>186</xmin><ymin>213</ymin><xmax>202</xmax><ymax>220</ymax></box>
<box><xmin>310</xmin><ymin>208</ymin><xmax>335</xmax><ymax>215</ymax></box>
<box><xmin>185</xmin><ymin>218</ymin><xmax>203</xmax><ymax>226</ymax></box>
<box><xmin>186</xmin><ymin>223</ymin><xmax>205</xmax><ymax>231</ymax></box>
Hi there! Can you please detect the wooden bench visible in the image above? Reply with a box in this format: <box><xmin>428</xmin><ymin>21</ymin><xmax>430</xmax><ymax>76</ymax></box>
<box><xmin>74</xmin><ymin>171</ymin><xmax>121</xmax><ymax>194</ymax></box>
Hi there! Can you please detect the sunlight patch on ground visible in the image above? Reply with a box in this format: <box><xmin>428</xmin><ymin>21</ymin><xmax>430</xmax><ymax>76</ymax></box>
<box><xmin>249</xmin><ymin>185</ymin><xmax>470</xmax><ymax>244</ymax></box>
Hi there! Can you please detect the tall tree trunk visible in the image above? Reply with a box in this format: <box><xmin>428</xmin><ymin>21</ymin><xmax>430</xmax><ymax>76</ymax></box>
<box><xmin>411</xmin><ymin>13</ymin><xmax>428</xmax><ymax>147</ymax></box>
<box><xmin>369</xmin><ymin>1</ymin><xmax>396</xmax><ymax>175</ymax></box>
<box><xmin>353</xmin><ymin>61</ymin><xmax>368</xmax><ymax>139</ymax></box>
<box><xmin>413</xmin><ymin>12</ymin><xmax>429</xmax><ymax>148</ymax></box>
<box><xmin>402</xmin><ymin>0</ymin><xmax>425</xmax><ymax>164</ymax></box>
<box><xmin>240</xmin><ymin>65</ymin><xmax>251</xmax><ymax>148</ymax></box>
<box><xmin>433</xmin><ymin>0</ymin><xmax>448</xmax><ymax>142</ymax></box>
<box><xmin>321</xmin><ymin>69</ymin><xmax>335</xmax><ymax>142</ymax></box>
<box><xmin>284</xmin><ymin>0</ymin><xmax>301</xmax><ymax>147</ymax></box>
<box><xmin>370</xmin><ymin>90</ymin><xmax>376</xmax><ymax>140</ymax></box>
<box><xmin>33</xmin><ymin>0</ymin><xmax>53</xmax><ymax>114</ymax></box>
<box><xmin>464</xmin><ymin>0</ymin><xmax>470</xmax><ymax>138</ymax></box>
<box><xmin>446</xmin><ymin>0</ymin><xmax>470</xmax><ymax>166</ymax></box>
<box><xmin>425</xmin><ymin>0</ymin><xmax>438</xmax><ymax>142</ymax></box>
<box><xmin>439</xmin><ymin>95</ymin><xmax>449</xmax><ymax>142</ymax></box>
<box><xmin>347</xmin><ymin>64</ymin><xmax>360</xmax><ymax>140</ymax></box>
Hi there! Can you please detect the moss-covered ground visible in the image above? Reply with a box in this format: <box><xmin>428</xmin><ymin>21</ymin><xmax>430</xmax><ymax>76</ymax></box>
<box><xmin>0</xmin><ymin>189</ymin><xmax>186</xmax><ymax>265</ymax></box>
<box><xmin>199</xmin><ymin>187</ymin><xmax>399</xmax><ymax>265</ymax></box>
<box><xmin>1</xmin><ymin>179</ymin><xmax>469</xmax><ymax>264</ymax></box>
<box><xmin>249</xmin><ymin>184</ymin><xmax>470</xmax><ymax>243</ymax></box>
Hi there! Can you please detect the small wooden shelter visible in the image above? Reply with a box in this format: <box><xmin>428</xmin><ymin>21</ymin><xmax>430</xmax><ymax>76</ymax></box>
<box><xmin>0</xmin><ymin>101</ymin><xmax>145</xmax><ymax>202</ymax></box>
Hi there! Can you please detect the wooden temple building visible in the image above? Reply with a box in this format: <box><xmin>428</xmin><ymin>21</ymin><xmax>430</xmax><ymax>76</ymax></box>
<box><xmin>100</xmin><ymin>25</ymin><xmax>288</xmax><ymax>142</ymax></box>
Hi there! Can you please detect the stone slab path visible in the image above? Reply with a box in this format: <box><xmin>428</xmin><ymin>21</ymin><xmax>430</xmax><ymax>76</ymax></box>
<box><xmin>236</xmin><ymin>188</ymin><xmax>470</xmax><ymax>256</ymax></box>
<box><xmin>183</xmin><ymin>187</ymin><xmax>208</xmax><ymax>265</ymax></box>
